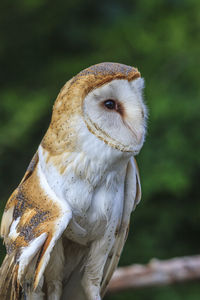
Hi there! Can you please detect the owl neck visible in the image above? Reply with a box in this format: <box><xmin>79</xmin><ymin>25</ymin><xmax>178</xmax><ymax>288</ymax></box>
<box><xmin>38</xmin><ymin>127</ymin><xmax>131</xmax><ymax>202</ymax></box>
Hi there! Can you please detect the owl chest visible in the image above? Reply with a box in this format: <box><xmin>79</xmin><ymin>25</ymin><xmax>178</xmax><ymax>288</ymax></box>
<box><xmin>64</xmin><ymin>171</ymin><xmax>125</xmax><ymax>244</ymax></box>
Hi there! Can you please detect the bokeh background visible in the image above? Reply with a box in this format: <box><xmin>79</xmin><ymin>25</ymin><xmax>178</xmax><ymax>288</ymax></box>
<box><xmin>0</xmin><ymin>0</ymin><xmax>200</xmax><ymax>299</ymax></box>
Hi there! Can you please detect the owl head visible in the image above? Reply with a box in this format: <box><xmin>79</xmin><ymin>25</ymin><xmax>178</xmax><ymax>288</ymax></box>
<box><xmin>42</xmin><ymin>62</ymin><xmax>147</xmax><ymax>157</ymax></box>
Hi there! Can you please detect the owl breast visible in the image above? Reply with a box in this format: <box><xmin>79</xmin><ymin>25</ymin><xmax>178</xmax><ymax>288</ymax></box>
<box><xmin>64</xmin><ymin>166</ymin><xmax>126</xmax><ymax>244</ymax></box>
<box><xmin>38</xmin><ymin>137</ymin><xmax>129</xmax><ymax>245</ymax></box>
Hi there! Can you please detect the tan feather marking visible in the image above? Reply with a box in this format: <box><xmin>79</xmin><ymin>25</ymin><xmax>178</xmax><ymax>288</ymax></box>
<box><xmin>11</xmin><ymin>263</ymin><xmax>21</xmax><ymax>299</ymax></box>
<box><xmin>60</xmin><ymin>164</ymin><xmax>67</xmax><ymax>175</ymax></box>
<box><xmin>1</xmin><ymin>153</ymin><xmax>39</xmax><ymax>239</ymax></box>
<box><xmin>33</xmin><ymin>232</ymin><xmax>52</xmax><ymax>289</ymax></box>
<box><xmin>19</xmin><ymin>166</ymin><xmax>60</xmax><ymax>217</ymax></box>
<box><xmin>0</xmin><ymin>253</ymin><xmax>22</xmax><ymax>300</ymax></box>
<box><xmin>44</xmin><ymin>151</ymin><xmax>72</xmax><ymax>175</ymax></box>
<box><xmin>17</xmin><ymin>209</ymin><xmax>36</xmax><ymax>228</ymax></box>
<box><xmin>13</xmin><ymin>236</ymin><xmax>29</xmax><ymax>249</ymax></box>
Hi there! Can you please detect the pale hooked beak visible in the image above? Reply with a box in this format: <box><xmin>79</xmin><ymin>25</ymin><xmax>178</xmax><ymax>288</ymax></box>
<box><xmin>124</xmin><ymin>120</ymin><xmax>144</xmax><ymax>145</ymax></box>
<box><xmin>134</xmin><ymin>130</ymin><xmax>144</xmax><ymax>145</ymax></box>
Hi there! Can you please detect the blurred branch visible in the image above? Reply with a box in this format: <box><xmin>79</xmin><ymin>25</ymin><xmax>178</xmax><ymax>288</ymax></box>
<box><xmin>108</xmin><ymin>255</ymin><xmax>200</xmax><ymax>293</ymax></box>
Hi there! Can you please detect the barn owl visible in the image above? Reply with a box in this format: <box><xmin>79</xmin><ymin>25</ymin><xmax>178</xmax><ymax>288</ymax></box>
<box><xmin>0</xmin><ymin>62</ymin><xmax>147</xmax><ymax>300</ymax></box>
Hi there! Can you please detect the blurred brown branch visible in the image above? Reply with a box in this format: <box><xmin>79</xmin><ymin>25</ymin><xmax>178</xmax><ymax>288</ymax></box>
<box><xmin>108</xmin><ymin>255</ymin><xmax>200</xmax><ymax>293</ymax></box>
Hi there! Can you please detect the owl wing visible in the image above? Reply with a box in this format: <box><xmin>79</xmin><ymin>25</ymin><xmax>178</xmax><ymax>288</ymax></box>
<box><xmin>100</xmin><ymin>157</ymin><xmax>141</xmax><ymax>297</ymax></box>
<box><xmin>0</xmin><ymin>152</ymin><xmax>72</xmax><ymax>299</ymax></box>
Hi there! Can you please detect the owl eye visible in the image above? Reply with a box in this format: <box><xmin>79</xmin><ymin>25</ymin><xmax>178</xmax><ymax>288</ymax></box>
<box><xmin>104</xmin><ymin>99</ymin><xmax>116</xmax><ymax>110</ymax></box>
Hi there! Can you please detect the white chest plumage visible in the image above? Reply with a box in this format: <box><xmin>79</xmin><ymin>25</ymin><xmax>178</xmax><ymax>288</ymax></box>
<box><xmin>38</xmin><ymin>124</ymin><xmax>130</xmax><ymax>245</ymax></box>
<box><xmin>65</xmin><ymin>165</ymin><xmax>126</xmax><ymax>244</ymax></box>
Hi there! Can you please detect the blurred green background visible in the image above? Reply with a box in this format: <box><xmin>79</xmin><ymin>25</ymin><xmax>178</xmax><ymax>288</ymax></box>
<box><xmin>0</xmin><ymin>0</ymin><xmax>200</xmax><ymax>299</ymax></box>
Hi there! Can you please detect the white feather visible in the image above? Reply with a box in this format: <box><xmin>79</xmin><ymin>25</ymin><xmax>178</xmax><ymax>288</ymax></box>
<box><xmin>34</xmin><ymin>162</ymin><xmax>72</xmax><ymax>287</ymax></box>
<box><xmin>8</xmin><ymin>217</ymin><xmax>20</xmax><ymax>240</ymax></box>
<box><xmin>18</xmin><ymin>233</ymin><xmax>47</xmax><ymax>282</ymax></box>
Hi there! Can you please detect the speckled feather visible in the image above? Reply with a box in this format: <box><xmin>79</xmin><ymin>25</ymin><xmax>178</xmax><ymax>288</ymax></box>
<box><xmin>0</xmin><ymin>156</ymin><xmax>64</xmax><ymax>298</ymax></box>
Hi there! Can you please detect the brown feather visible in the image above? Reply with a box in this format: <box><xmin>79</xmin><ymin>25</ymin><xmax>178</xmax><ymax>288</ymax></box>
<box><xmin>0</xmin><ymin>253</ymin><xmax>22</xmax><ymax>300</ymax></box>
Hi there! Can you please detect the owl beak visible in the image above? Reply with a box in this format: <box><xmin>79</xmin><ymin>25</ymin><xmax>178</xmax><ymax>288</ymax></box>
<box><xmin>135</xmin><ymin>131</ymin><xmax>143</xmax><ymax>145</ymax></box>
<box><xmin>124</xmin><ymin>120</ymin><xmax>144</xmax><ymax>145</ymax></box>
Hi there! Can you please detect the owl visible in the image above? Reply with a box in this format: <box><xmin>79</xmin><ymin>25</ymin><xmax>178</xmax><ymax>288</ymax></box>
<box><xmin>0</xmin><ymin>62</ymin><xmax>147</xmax><ymax>300</ymax></box>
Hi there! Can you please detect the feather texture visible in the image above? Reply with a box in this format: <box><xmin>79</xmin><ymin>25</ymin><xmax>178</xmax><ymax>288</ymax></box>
<box><xmin>100</xmin><ymin>158</ymin><xmax>141</xmax><ymax>297</ymax></box>
<box><xmin>0</xmin><ymin>154</ymin><xmax>72</xmax><ymax>299</ymax></box>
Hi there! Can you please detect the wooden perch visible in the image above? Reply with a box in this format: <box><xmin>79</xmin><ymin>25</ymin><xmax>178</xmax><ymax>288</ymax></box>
<box><xmin>108</xmin><ymin>255</ymin><xmax>200</xmax><ymax>293</ymax></box>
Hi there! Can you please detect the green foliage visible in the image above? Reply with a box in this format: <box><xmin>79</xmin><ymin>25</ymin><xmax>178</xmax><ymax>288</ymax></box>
<box><xmin>0</xmin><ymin>0</ymin><xmax>200</xmax><ymax>299</ymax></box>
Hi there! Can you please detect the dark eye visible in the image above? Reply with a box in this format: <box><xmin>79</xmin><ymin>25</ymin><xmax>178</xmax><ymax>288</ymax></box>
<box><xmin>104</xmin><ymin>99</ymin><xmax>116</xmax><ymax>110</ymax></box>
